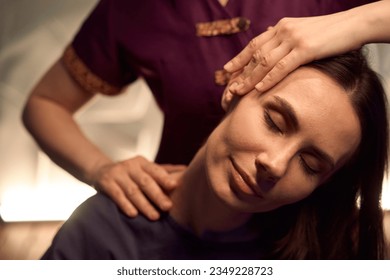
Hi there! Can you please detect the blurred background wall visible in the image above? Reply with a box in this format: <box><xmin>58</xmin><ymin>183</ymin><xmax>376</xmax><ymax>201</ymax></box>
<box><xmin>0</xmin><ymin>0</ymin><xmax>163</xmax><ymax>259</ymax></box>
<box><xmin>0</xmin><ymin>0</ymin><xmax>163</xmax><ymax>223</ymax></box>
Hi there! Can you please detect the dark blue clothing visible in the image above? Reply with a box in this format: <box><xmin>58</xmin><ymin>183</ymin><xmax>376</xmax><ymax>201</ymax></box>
<box><xmin>42</xmin><ymin>194</ymin><xmax>267</xmax><ymax>259</ymax></box>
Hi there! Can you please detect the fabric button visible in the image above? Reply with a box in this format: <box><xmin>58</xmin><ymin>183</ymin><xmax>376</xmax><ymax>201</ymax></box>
<box><xmin>214</xmin><ymin>69</ymin><xmax>232</xmax><ymax>86</ymax></box>
<box><xmin>196</xmin><ymin>17</ymin><xmax>250</xmax><ymax>37</ymax></box>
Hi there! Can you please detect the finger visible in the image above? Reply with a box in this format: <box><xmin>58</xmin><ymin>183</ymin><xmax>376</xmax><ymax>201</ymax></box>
<box><xmin>131</xmin><ymin>165</ymin><xmax>174</xmax><ymax>209</ymax></box>
<box><xmin>224</xmin><ymin>29</ymin><xmax>276</xmax><ymax>72</ymax></box>
<box><xmin>134</xmin><ymin>174</ymin><xmax>173</xmax><ymax>212</ymax></box>
<box><xmin>230</xmin><ymin>40</ymin><xmax>286</xmax><ymax>95</ymax></box>
<box><xmin>255</xmin><ymin>49</ymin><xmax>304</xmax><ymax>93</ymax></box>
<box><xmin>160</xmin><ymin>164</ymin><xmax>187</xmax><ymax>173</ymax></box>
<box><xmin>143</xmin><ymin>163</ymin><xmax>181</xmax><ymax>191</ymax></box>
<box><xmin>159</xmin><ymin>164</ymin><xmax>186</xmax><ymax>189</ymax></box>
<box><xmin>242</xmin><ymin>37</ymin><xmax>280</xmax><ymax>79</ymax></box>
<box><xmin>104</xmin><ymin>182</ymin><xmax>140</xmax><ymax>218</ymax></box>
<box><xmin>109</xmin><ymin>163</ymin><xmax>162</xmax><ymax>220</ymax></box>
<box><xmin>121</xmin><ymin>178</ymin><xmax>162</xmax><ymax>221</ymax></box>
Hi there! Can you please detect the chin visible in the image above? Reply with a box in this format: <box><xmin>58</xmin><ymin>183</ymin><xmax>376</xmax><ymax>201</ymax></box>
<box><xmin>211</xmin><ymin>184</ymin><xmax>279</xmax><ymax>213</ymax></box>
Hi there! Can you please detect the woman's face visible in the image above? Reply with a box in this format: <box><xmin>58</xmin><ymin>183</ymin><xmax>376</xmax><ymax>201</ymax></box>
<box><xmin>204</xmin><ymin>67</ymin><xmax>361</xmax><ymax>213</ymax></box>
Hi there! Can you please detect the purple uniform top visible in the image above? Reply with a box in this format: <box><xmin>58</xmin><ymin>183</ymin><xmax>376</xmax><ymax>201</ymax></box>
<box><xmin>63</xmin><ymin>0</ymin><xmax>372</xmax><ymax>164</ymax></box>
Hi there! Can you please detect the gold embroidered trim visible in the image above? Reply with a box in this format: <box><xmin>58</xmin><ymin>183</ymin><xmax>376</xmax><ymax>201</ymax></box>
<box><xmin>62</xmin><ymin>45</ymin><xmax>121</xmax><ymax>95</ymax></box>
<box><xmin>214</xmin><ymin>69</ymin><xmax>231</xmax><ymax>86</ymax></box>
<box><xmin>196</xmin><ymin>17</ymin><xmax>250</xmax><ymax>37</ymax></box>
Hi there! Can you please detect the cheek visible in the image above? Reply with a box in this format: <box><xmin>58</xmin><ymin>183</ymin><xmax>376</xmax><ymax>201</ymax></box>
<box><xmin>204</xmin><ymin>126</ymin><xmax>230</xmax><ymax>184</ymax></box>
<box><xmin>272</xmin><ymin>164</ymin><xmax>320</xmax><ymax>205</ymax></box>
<box><xmin>204</xmin><ymin>137</ymin><xmax>237</xmax><ymax>204</ymax></box>
<box><xmin>225</xmin><ymin>107</ymin><xmax>270</xmax><ymax>151</ymax></box>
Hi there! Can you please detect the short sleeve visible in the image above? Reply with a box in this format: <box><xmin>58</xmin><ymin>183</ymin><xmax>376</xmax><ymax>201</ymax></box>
<box><xmin>61</xmin><ymin>0</ymin><xmax>139</xmax><ymax>95</ymax></box>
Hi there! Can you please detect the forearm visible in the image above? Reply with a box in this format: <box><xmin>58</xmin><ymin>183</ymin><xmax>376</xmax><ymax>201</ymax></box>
<box><xmin>22</xmin><ymin>94</ymin><xmax>113</xmax><ymax>185</ymax></box>
<box><xmin>22</xmin><ymin>59</ymin><xmax>114</xmax><ymax>186</ymax></box>
<box><xmin>347</xmin><ymin>0</ymin><xmax>390</xmax><ymax>45</ymax></box>
<box><xmin>22</xmin><ymin>60</ymin><xmax>181</xmax><ymax>219</ymax></box>
<box><xmin>225</xmin><ymin>0</ymin><xmax>390</xmax><ymax>94</ymax></box>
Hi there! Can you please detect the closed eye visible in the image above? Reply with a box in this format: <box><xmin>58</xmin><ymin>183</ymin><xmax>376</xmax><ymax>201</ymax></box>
<box><xmin>264</xmin><ymin>110</ymin><xmax>283</xmax><ymax>134</ymax></box>
<box><xmin>299</xmin><ymin>155</ymin><xmax>320</xmax><ymax>177</ymax></box>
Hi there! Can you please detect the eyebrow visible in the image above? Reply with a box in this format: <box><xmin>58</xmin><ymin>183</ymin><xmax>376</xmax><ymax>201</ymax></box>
<box><xmin>269</xmin><ymin>95</ymin><xmax>299</xmax><ymax>132</ymax></box>
<box><xmin>270</xmin><ymin>95</ymin><xmax>336</xmax><ymax>169</ymax></box>
<box><xmin>310</xmin><ymin>147</ymin><xmax>336</xmax><ymax>169</ymax></box>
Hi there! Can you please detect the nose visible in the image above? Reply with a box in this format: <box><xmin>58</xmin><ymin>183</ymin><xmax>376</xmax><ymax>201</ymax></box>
<box><xmin>255</xmin><ymin>145</ymin><xmax>293</xmax><ymax>184</ymax></box>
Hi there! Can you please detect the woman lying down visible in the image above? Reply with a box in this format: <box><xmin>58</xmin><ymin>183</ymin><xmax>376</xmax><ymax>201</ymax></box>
<box><xmin>42</xmin><ymin>50</ymin><xmax>389</xmax><ymax>260</ymax></box>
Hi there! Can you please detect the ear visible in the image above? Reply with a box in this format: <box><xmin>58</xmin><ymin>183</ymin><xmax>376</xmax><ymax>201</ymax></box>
<box><xmin>221</xmin><ymin>85</ymin><xmax>235</xmax><ymax>112</ymax></box>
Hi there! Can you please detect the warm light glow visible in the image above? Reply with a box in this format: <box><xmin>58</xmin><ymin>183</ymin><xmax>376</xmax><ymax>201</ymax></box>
<box><xmin>0</xmin><ymin>182</ymin><xmax>96</xmax><ymax>222</ymax></box>
<box><xmin>0</xmin><ymin>79</ymin><xmax>163</xmax><ymax>222</ymax></box>
<box><xmin>381</xmin><ymin>176</ymin><xmax>390</xmax><ymax>210</ymax></box>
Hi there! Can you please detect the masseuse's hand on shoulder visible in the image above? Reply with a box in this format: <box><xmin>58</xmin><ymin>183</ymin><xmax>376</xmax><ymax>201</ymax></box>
<box><xmin>22</xmin><ymin>59</ymin><xmax>184</xmax><ymax>221</ymax></box>
<box><xmin>91</xmin><ymin>157</ymin><xmax>186</xmax><ymax>220</ymax></box>
<box><xmin>224</xmin><ymin>1</ymin><xmax>390</xmax><ymax>95</ymax></box>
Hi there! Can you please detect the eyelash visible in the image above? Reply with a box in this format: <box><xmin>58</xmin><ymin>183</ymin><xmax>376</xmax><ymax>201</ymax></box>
<box><xmin>264</xmin><ymin>110</ymin><xmax>282</xmax><ymax>134</ymax></box>
<box><xmin>264</xmin><ymin>110</ymin><xmax>319</xmax><ymax>177</ymax></box>
<box><xmin>299</xmin><ymin>156</ymin><xmax>319</xmax><ymax>177</ymax></box>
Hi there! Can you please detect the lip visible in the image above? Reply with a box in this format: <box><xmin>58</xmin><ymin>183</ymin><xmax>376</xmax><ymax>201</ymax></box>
<box><xmin>230</xmin><ymin>157</ymin><xmax>263</xmax><ymax>198</ymax></box>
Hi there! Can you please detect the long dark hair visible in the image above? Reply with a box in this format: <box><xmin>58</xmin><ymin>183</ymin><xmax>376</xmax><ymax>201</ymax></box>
<box><xmin>262</xmin><ymin>49</ymin><xmax>388</xmax><ymax>259</ymax></box>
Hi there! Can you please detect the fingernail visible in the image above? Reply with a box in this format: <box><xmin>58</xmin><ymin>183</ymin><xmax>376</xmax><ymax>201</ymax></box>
<box><xmin>255</xmin><ymin>81</ymin><xmax>264</xmax><ymax>91</ymax></box>
<box><xmin>161</xmin><ymin>200</ymin><xmax>172</xmax><ymax>211</ymax></box>
<box><xmin>127</xmin><ymin>209</ymin><xmax>138</xmax><ymax>217</ymax></box>
<box><xmin>228</xmin><ymin>82</ymin><xmax>238</xmax><ymax>92</ymax></box>
<box><xmin>168</xmin><ymin>179</ymin><xmax>178</xmax><ymax>188</ymax></box>
<box><xmin>235</xmin><ymin>83</ymin><xmax>244</xmax><ymax>92</ymax></box>
<box><xmin>149</xmin><ymin>212</ymin><xmax>160</xmax><ymax>221</ymax></box>
<box><xmin>224</xmin><ymin>61</ymin><xmax>233</xmax><ymax>70</ymax></box>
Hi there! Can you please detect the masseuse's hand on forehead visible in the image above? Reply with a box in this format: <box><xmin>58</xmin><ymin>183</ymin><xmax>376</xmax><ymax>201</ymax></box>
<box><xmin>227</xmin><ymin>57</ymin><xmax>258</xmax><ymax>93</ymax></box>
<box><xmin>222</xmin><ymin>64</ymin><xmax>259</xmax><ymax>111</ymax></box>
<box><xmin>224</xmin><ymin>11</ymin><xmax>367</xmax><ymax>95</ymax></box>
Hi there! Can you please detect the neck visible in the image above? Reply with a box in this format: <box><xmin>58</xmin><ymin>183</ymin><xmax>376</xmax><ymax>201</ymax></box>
<box><xmin>169</xmin><ymin>146</ymin><xmax>252</xmax><ymax>237</ymax></box>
